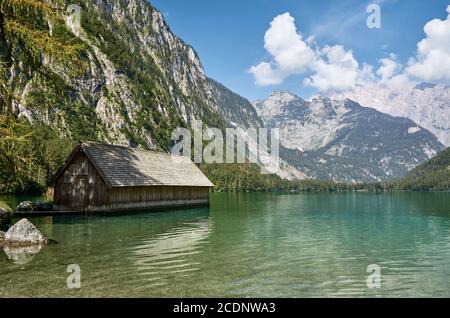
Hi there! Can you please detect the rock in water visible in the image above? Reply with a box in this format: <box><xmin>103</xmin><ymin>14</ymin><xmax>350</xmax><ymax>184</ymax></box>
<box><xmin>16</xmin><ymin>201</ymin><xmax>34</xmax><ymax>212</ymax></box>
<box><xmin>3</xmin><ymin>219</ymin><xmax>47</xmax><ymax>245</ymax></box>
<box><xmin>0</xmin><ymin>231</ymin><xmax>5</xmax><ymax>241</ymax></box>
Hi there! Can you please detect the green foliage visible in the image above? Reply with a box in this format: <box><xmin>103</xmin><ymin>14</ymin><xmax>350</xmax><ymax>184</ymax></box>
<box><xmin>1</xmin><ymin>0</ymin><xmax>448</xmax><ymax>196</ymax></box>
<box><xmin>30</xmin><ymin>123</ymin><xmax>77</xmax><ymax>184</ymax></box>
<box><xmin>208</xmin><ymin>78</ymin><xmax>262</xmax><ymax>128</ymax></box>
<box><xmin>392</xmin><ymin>147</ymin><xmax>450</xmax><ymax>191</ymax></box>
<box><xmin>200</xmin><ymin>163</ymin><xmax>383</xmax><ymax>193</ymax></box>
<box><xmin>201</xmin><ymin>163</ymin><xmax>288</xmax><ymax>192</ymax></box>
<box><xmin>0</xmin><ymin>114</ymin><xmax>32</xmax><ymax>192</ymax></box>
<box><xmin>0</xmin><ymin>0</ymin><xmax>87</xmax><ymax>194</ymax></box>
<box><xmin>25</xmin><ymin>71</ymin><xmax>102</xmax><ymax>141</ymax></box>
<box><xmin>0</xmin><ymin>200</ymin><xmax>12</xmax><ymax>212</ymax></box>
<box><xmin>0</xmin><ymin>116</ymin><xmax>74</xmax><ymax>194</ymax></box>
<box><xmin>0</xmin><ymin>0</ymin><xmax>84</xmax><ymax>111</ymax></box>
<box><xmin>80</xmin><ymin>7</ymin><xmax>186</xmax><ymax>150</ymax></box>
<box><xmin>200</xmin><ymin>147</ymin><xmax>450</xmax><ymax>193</ymax></box>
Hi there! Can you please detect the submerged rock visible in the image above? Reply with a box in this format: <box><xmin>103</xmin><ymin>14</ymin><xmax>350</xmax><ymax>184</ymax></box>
<box><xmin>16</xmin><ymin>201</ymin><xmax>34</xmax><ymax>212</ymax></box>
<box><xmin>3</xmin><ymin>219</ymin><xmax>48</xmax><ymax>246</ymax></box>
<box><xmin>3</xmin><ymin>244</ymin><xmax>44</xmax><ymax>264</ymax></box>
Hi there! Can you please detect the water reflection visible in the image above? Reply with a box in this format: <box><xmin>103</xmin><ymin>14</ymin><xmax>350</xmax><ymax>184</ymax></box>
<box><xmin>131</xmin><ymin>218</ymin><xmax>212</xmax><ymax>277</ymax></box>
<box><xmin>3</xmin><ymin>244</ymin><xmax>44</xmax><ymax>265</ymax></box>
<box><xmin>2</xmin><ymin>193</ymin><xmax>450</xmax><ymax>297</ymax></box>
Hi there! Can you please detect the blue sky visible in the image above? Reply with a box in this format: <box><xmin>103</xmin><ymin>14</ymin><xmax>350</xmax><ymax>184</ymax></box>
<box><xmin>150</xmin><ymin>0</ymin><xmax>450</xmax><ymax>101</ymax></box>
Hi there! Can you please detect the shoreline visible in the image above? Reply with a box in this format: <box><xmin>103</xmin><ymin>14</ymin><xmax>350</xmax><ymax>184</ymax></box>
<box><xmin>2</xmin><ymin>188</ymin><xmax>450</xmax><ymax>197</ymax></box>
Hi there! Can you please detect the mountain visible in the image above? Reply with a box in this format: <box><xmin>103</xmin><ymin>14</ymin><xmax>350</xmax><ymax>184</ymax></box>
<box><xmin>208</xmin><ymin>78</ymin><xmax>262</xmax><ymax>128</ymax></box>
<box><xmin>1</xmin><ymin>0</ymin><xmax>308</xmax><ymax>191</ymax></box>
<box><xmin>254</xmin><ymin>91</ymin><xmax>445</xmax><ymax>182</ymax></box>
<box><xmin>5</xmin><ymin>0</ymin><xmax>444</xmax><ymax>189</ymax></box>
<box><xmin>396</xmin><ymin>147</ymin><xmax>450</xmax><ymax>191</ymax></box>
<box><xmin>329</xmin><ymin>83</ymin><xmax>450</xmax><ymax>146</ymax></box>
<box><xmin>11</xmin><ymin>0</ymin><xmax>263</xmax><ymax>150</ymax></box>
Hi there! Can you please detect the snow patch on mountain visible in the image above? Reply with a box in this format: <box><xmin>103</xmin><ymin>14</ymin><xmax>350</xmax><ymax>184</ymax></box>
<box><xmin>254</xmin><ymin>91</ymin><xmax>445</xmax><ymax>182</ymax></box>
<box><xmin>329</xmin><ymin>83</ymin><xmax>450</xmax><ymax>146</ymax></box>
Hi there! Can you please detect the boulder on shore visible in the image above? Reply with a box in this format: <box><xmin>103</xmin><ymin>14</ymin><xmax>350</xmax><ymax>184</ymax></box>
<box><xmin>3</xmin><ymin>219</ymin><xmax>48</xmax><ymax>246</ymax></box>
<box><xmin>16</xmin><ymin>201</ymin><xmax>34</xmax><ymax>212</ymax></box>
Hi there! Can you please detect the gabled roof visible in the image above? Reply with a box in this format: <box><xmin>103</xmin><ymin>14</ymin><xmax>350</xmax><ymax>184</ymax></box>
<box><xmin>51</xmin><ymin>141</ymin><xmax>214</xmax><ymax>188</ymax></box>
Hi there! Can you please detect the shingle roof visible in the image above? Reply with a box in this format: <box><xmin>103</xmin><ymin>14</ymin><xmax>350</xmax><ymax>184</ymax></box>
<box><xmin>80</xmin><ymin>142</ymin><xmax>214</xmax><ymax>188</ymax></box>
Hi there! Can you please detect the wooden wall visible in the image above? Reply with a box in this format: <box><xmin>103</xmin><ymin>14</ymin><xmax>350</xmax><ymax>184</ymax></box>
<box><xmin>53</xmin><ymin>152</ymin><xmax>109</xmax><ymax>211</ymax></box>
<box><xmin>107</xmin><ymin>186</ymin><xmax>210</xmax><ymax>212</ymax></box>
<box><xmin>54</xmin><ymin>151</ymin><xmax>210</xmax><ymax>212</ymax></box>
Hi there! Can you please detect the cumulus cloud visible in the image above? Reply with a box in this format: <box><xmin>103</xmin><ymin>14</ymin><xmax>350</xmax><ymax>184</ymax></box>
<box><xmin>304</xmin><ymin>45</ymin><xmax>360</xmax><ymax>91</ymax></box>
<box><xmin>250</xmin><ymin>13</ymin><xmax>367</xmax><ymax>92</ymax></box>
<box><xmin>249</xmin><ymin>62</ymin><xmax>284</xmax><ymax>85</ymax></box>
<box><xmin>250</xmin><ymin>6</ymin><xmax>450</xmax><ymax>92</ymax></box>
<box><xmin>374</xmin><ymin>53</ymin><xmax>412</xmax><ymax>86</ymax></box>
<box><xmin>377</xmin><ymin>54</ymin><xmax>400</xmax><ymax>81</ymax></box>
<box><xmin>406</xmin><ymin>5</ymin><xmax>450</xmax><ymax>83</ymax></box>
<box><xmin>358</xmin><ymin>63</ymin><xmax>377</xmax><ymax>84</ymax></box>
<box><xmin>249</xmin><ymin>13</ymin><xmax>316</xmax><ymax>85</ymax></box>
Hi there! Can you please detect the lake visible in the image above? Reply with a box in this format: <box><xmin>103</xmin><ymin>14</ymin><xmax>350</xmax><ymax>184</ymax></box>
<box><xmin>1</xmin><ymin>192</ymin><xmax>450</xmax><ymax>297</ymax></box>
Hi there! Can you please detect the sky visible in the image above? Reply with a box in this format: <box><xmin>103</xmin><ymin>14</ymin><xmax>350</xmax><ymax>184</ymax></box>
<box><xmin>150</xmin><ymin>0</ymin><xmax>450</xmax><ymax>101</ymax></box>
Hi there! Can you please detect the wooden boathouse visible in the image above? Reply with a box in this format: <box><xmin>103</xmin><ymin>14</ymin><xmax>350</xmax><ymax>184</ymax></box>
<box><xmin>50</xmin><ymin>141</ymin><xmax>214</xmax><ymax>212</ymax></box>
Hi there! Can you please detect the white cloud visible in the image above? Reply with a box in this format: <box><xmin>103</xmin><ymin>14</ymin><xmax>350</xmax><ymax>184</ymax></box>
<box><xmin>358</xmin><ymin>63</ymin><xmax>377</xmax><ymax>85</ymax></box>
<box><xmin>406</xmin><ymin>5</ymin><xmax>450</xmax><ymax>83</ymax></box>
<box><xmin>304</xmin><ymin>45</ymin><xmax>360</xmax><ymax>91</ymax></box>
<box><xmin>374</xmin><ymin>53</ymin><xmax>412</xmax><ymax>86</ymax></box>
<box><xmin>249</xmin><ymin>62</ymin><xmax>284</xmax><ymax>85</ymax></box>
<box><xmin>264</xmin><ymin>13</ymin><xmax>316</xmax><ymax>73</ymax></box>
<box><xmin>250</xmin><ymin>13</ymin><xmax>366</xmax><ymax>92</ymax></box>
<box><xmin>249</xmin><ymin>13</ymin><xmax>316</xmax><ymax>86</ymax></box>
<box><xmin>377</xmin><ymin>54</ymin><xmax>399</xmax><ymax>81</ymax></box>
<box><xmin>250</xmin><ymin>6</ymin><xmax>450</xmax><ymax>93</ymax></box>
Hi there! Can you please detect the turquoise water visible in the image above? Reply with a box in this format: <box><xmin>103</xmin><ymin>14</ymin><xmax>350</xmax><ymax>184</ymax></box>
<box><xmin>1</xmin><ymin>192</ymin><xmax>450</xmax><ymax>297</ymax></box>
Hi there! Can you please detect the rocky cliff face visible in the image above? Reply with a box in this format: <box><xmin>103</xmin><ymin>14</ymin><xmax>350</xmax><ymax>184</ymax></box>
<box><xmin>254</xmin><ymin>91</ymin><xmax>445</xmax><ymax>182</ymax></box>
<box><xmin>10</xmin><ymin>0</ymin><xmax>442</xmax><ymax>183</ymax></box>
<box><xmin>329</xmin><ymin>83</ymin><xmax>450</xmax><ymax>147</ymax></box>
<box><xmin>8</xmin><ymin>0</ymin><xmax>303</xmax><ymax>180</ymax></box>
<box><xmin>12</xmin><ymin>0</ymin><xmax>260</xmax><ymax>151</ymax></box>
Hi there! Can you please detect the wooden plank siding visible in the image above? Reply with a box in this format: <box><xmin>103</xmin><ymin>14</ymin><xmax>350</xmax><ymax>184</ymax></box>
<box><xmin>54</xmin><ymin>152</ymin><xmax>110</xmax><ymax>211</ymax></box>
<box><xmin>107</xmin><ymin>186</ymin><xmax>210</xmax><ymax>212</ymax></box>
<box><xmin>53</xmin><ymin>151</ymin><xmax>210</xmax><ymax>212</ymax></box>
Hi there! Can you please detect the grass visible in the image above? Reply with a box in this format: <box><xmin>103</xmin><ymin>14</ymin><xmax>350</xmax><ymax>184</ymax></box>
<box><xmin>0</xmin><ymin>201</ymin><xmax>13</xmax><ymax>213</ymax></box>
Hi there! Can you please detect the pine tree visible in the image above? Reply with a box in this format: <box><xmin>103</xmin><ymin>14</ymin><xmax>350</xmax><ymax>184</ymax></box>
<box><xmin>0</xmin><ymin>0</ymin><xmax>82</xmax><ymax>112</ymax></box>
<box><xmin>0</xmin><ymin>0</ymin><xmax>82</xmax><ymax>192</ymax></box>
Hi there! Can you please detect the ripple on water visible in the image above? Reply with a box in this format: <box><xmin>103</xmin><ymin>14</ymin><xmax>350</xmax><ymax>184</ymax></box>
<box><xmin>127</xmin><ymin>219</ymin><xmax>212</xmax><ymax>285</ymax></box>
<box><xmin>2</xmin><ymin>193</ymin><xmax>450</xmax><ymax>297</ymax></box>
